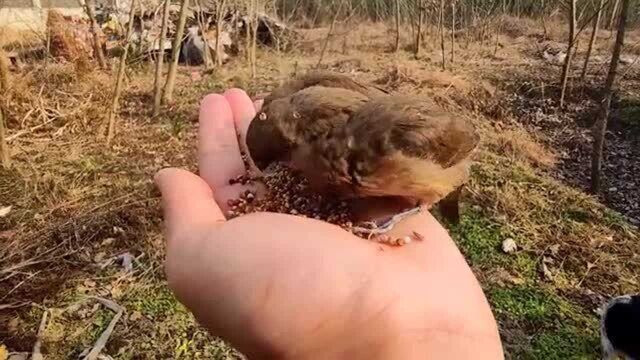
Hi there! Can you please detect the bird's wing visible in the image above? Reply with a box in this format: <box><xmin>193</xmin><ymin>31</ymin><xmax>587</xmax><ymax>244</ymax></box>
<box><xmin>346</xmin><ymin>96</ymin><xmax>479</xmax><ymax>169</ymax></box>
<box><xmin>264</xmin><ymin>72</ymin><xmax>387</xmax><ymax>106</ymax></box>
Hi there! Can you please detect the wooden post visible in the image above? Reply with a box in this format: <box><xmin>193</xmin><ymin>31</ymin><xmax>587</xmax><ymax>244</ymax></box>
<box><xmin>591</xmin><ymin>0</ymin><xmax>630</xmax><ymax>193</ymax></box>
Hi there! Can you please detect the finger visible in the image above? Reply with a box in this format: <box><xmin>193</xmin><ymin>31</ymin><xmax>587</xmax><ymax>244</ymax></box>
<box><xmin>198</xmin><ymin>94</ymin><xmax>246</xmax><ymax>191</ymax></box>
<box><xmin>154</xmin><ymin>168</ymin><xmax>225</xmax><ymax>244</ymax></box>
<box><xmin>224</xmin><ymin>89</ymin><xmax>263</xmax><ymax>177</ymax></box>
<box><xmin>253</xmin><ymin>99</ymin><xmax>264</xmax><ymax>112</ymax></box>
<box><xmin>223</xmin><ymin>88</ymin><xmax>256</xmax><ymax>154</ymax></box>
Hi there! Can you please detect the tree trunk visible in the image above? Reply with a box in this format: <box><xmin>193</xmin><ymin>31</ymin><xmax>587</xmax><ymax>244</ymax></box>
<box><xmin>608</xmin><ymin>0</ymin><xmax>620</xmax><ymax>29</ymax></box>
<box><xmin>162</xmin><ymin>0</ymin><xmax>189</xmax><ymax>105</ymax></box>
<box><xmin>559</xmin><ymin>0</ymin><xmax>576</xmax><ymax>109</ymax></box>
<box><xmin>245</xmin><ymin>1</ymin><xmax>251</xmax><ymax>64</ymax></box>
<box><xmin>215</xmin><ymin>0</ymin><xmax>227</xmax><ymax>67</ymax></box>
<box><xmin>580</xmin><ymin>0</ymin><xmax>604</xmax><ymax>84</ymax></box>
<box><xmin>83</xmin><ymin>0</ymin><xmax>107</xmax><ymax>69</ymax></box>
<box><xmin>591</xmin><ymin>0</ymin><xmax>629</xmax><ymax>193</ymax></box>
<box><xmin>153</xmin><ymin>0</ymin><xmax>170</xmax><ymax>117</ymax></box>
<box><xmin>439</xmin><ymin>0</ymin><xmax>445</xmax><ymax>70</ymax></box>
<box><xmin>450</xmin><ymin>0</ymin><xmax>455</xmax><ymax>63</ymax></box>
<box><xmin>394</xmin><ymin>0</ymin><xmax>400</xmax><ymax>52</ymax></box>
<box><xmin>250</xmin><ymin>0</ymin><xmax>258</xmax><ymax>78</ymax></box>
<box><xmin>106</xmin><ymin>0</ymin><xmax>136</xmax><ymax>144</ymax></box>
<box><xmin>414</xmin><ymin>0</ymin><xmax>423</xmax><ymax>59</ymax></box>
<box><xmin>0</xmin><ymin>51</ymin><xmax>9</xmax><ymax>168</ymax></box>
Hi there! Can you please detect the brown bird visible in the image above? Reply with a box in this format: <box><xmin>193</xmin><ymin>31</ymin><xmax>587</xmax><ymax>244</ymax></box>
<box><xmin>246</xmin><ymin>72</ymin><xmax>386</xmax><ymax>176</ymax></box>
<box><xmin>262</xmin><ymin>71</ymin><xmax>388</xmax><ymax>107</ymax></box>
<box><xmin>314</xmin><ymin>95</ymin><xmax>479</xmax><ymax>234</ymax></box>
<box><xmin>246</xmin><ymin>73</ymin><xmax>479</xmax><ymax>238</ymax></box>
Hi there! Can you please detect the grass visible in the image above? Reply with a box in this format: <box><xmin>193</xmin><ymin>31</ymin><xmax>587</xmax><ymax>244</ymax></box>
<box><xmin>1</xmin><ymin>16</ymin><xmax>639</xmax><ymax>359</ymax></box>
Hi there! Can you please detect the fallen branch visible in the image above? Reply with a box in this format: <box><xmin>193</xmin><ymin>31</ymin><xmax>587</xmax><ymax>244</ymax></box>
<box><xmin>82</xmin><ymin>297</ymin><xmax>124</xmax><ymax>360</ymax></box>
<box><xmin>6</xmin><ymin>118</ymin><xmax>58</xmax><ymax>142</ymax></box>
<box><xmin>32</xmin><ymin>308</ymin><xmax>49</xmax><ymax>360</ymax></box>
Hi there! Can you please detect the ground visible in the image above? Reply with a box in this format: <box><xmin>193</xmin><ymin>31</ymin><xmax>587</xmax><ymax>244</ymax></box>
<box><xmin>1</xmin><ymin>17</ymin><xmax>639</xmax><ymax>359</ymax></box>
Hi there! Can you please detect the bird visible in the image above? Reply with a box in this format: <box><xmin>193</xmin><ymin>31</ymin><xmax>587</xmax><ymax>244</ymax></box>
<box><xmin>261</xmin><ymin>71</ymin><xmax>388</xmax><ymax>107</ymax></box>
<box><xmin>245</xmin><ymin>72</ymin><xmax>385</xmax><ymax>176</ymax></box>
<box><xmin>600</xmin><ymin>294</ymin><xmax>640</xmax><ymax>360</ymax></box>
<box><xmin>245</xmin><ymin>72</ymin><xmax>479</xmax><ymax>239</ymax></box>
<box><xmin>313</xmin><ymin>94</ymin><xmax>478</xmax><ymax>234</ymax></box>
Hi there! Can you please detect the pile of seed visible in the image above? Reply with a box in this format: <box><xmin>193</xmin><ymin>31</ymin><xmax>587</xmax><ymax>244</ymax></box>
<box><xmin>225</xmin><ymin>157</ymin><xmax>414</xmax><ymax>246</ymax></box>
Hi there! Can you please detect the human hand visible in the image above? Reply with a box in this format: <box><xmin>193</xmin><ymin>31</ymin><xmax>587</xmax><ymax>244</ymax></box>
<box><xmin>154</xmin><ymin>89</ymin><xmax>504</xmax><ymax>359</ymax></box>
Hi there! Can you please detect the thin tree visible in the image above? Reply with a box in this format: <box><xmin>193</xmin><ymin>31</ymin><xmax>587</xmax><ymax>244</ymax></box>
<box><xmin>608</xmin><ymin>0</ymin><xmax>620</xmax><ymax>29</ymax></box>
<box><xmin>153</xmin><ymin>0</ymin><xmax>170</xmax><ymax>117</ymax></box>
<box><xmin>414</xmin><ymin>0</ymin><xmax>424</xmax><ymax>59</ymax></box>
<box><xmin>0</xmin><ymin>51</ymin><xmax>9</xmax><ymax>168</ymax></box>
<box><xmin>195</xmin><ymin>0</ymin><xmax>212</xmax><ymax>69</ymax></box>
<box><xmin>162</xmin><ymin>0</ymin><xmax>189</xmax><ymax>105</ymax></box>
<box><xmin>316</xmin><ymin>0</ymin><xmax>343</xmax><ymax>68</ymax></box>
<box><xmin>450</xmin><ymin>0</ymin><xmax>455</xmax><ymax>63</ymax></box>
<box><xmin>559</xmin><ymin>0</ymin><xmax>577</xmax><ymax>109</ymax></box>
<box><xmin>591</xmin><ymin>0</ymin><xmax>629</xmax><ymax>193</ymax></box>
<box><xmin>106</xmin><ymin>0</ymin><xmax>137</xmax><ymax>144</ymax></box>
<box><xmin>250</xmin><ymin>0</ymin><xmax>258</xmax><ymax>78</ymax></box>
<box><xmin>215</xmin><ymin>0</ymin><xmax>227</xmax><ymax>67</ymax></box>
<box><xmin>580</xmin><ymin>0</ymin><xmax>604</xmax><ymax>83</ymax></box>
<box><xmin>83</xmin><ymin>0</ymin><xmax>107</xmax><ymax>69</ymax></box>
<box><xmin>439</xmin><ymin>0</ymin><xmax>445</xmax><ymax>70</ymax></box>
<box><xmin>394</xmin><ymin>0</ymin><xmax>400</xmax><ymax>52</ymax></box>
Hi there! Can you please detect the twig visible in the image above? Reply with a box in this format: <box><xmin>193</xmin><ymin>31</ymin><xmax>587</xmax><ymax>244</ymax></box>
<box><xmin>82</xmin><ymin>297</ymin><xmax>124</xmax><ymax>360</ymax></box>
<box><xmin>6</xmin><ymin>118</ymin><xmax>58</xmax><ymax>142</ymax></box>
<box><xmin>32</xmin><ymin>308</ymin><xmax>49</xmax><ymax>360</ymax></box>
<box><xmin>0</xmin><ymin>301</ymin><xmax>29</xmax><ymax>310</ymax></box>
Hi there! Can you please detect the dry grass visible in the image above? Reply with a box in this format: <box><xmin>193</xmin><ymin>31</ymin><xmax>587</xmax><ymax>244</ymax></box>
<box><xmin>1</xmin><ymin>16</ymin><xmax>639</xmax><ymax>359</ymax></box>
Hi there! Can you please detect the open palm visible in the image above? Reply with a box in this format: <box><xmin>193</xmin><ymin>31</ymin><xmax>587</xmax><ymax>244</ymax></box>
<box><xmin>154</xmin><ymin>89</ymin><xmax>504</xmax><ymax>359</ymax></box>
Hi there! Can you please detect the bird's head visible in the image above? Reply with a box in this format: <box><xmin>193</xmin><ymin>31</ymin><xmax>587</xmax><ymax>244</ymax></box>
<box><xmin>245</xmin><ymin>99</ymin><xmax>294</xmax><ymax>171</ymax></box>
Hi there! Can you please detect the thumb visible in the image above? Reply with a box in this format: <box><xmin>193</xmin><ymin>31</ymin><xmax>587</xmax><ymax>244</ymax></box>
<box><xmin>154</xmin><ymin>168</ymin><xmax>225</xmax><ymax>246</ymax></box>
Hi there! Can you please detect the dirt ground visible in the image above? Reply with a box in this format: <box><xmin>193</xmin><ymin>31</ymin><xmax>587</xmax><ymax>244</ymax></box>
<box><xmin>1</xmin><ymin>17</ymin><xmax>639</xmax><ymax>359</ymax></box>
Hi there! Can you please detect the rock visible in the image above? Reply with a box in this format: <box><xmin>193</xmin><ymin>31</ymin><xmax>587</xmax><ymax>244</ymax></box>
<box><xmin>501</xmin><ymin>238</ymin><xmax>517</xmax><ymax>254</ymax></box>
<box><xmin>0</xmin><ymin>205</ymin><xmax>11</xmax><ymax>217</ymax></box>
<box><xmin>101</xmin><ymin>238</ymin><xmax>116</xmax><ymax>247</ymax></box>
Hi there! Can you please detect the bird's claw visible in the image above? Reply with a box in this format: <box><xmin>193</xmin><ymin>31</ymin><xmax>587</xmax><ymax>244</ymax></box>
<box><xmin>352</xmin><ymin>206</ymin><xmax>426</xmax><ymax>245</ymax></box>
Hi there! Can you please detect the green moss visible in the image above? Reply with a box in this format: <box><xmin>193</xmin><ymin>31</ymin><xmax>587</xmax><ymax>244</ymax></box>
<box><xmin>489</xmin><ymin>286</ymin><xmax>556</xmax><ymax>323</ymax></box>
<box><xmin>564</xmin><ymin>208</ymin><xmax>592</xmax><ymax>223</ymax></box>
<box><xmin>450</xmin><ymin>210</ymin><xmax>505</xmax><ymax>266</ymax></box>
<box><xmin>525</xmin><ymin>325</ymin><xmax>600</xmax><ymax>360</ymax></box>
<box><xmin>127</xmin><ymin>285</ymin><xmax>185</xmax><ymax>318</ymax></box>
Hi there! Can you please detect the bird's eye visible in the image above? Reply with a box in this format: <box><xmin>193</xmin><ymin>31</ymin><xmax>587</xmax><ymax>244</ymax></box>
<box><xmin>258</xmin><ymin>112</ymin><xmax>267</xmax><ymax>121</ymax></box>
<box><xmin>292</xmin><ymin>111</ymin><xmax>301</xmax><ymax>119</ymax></box>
